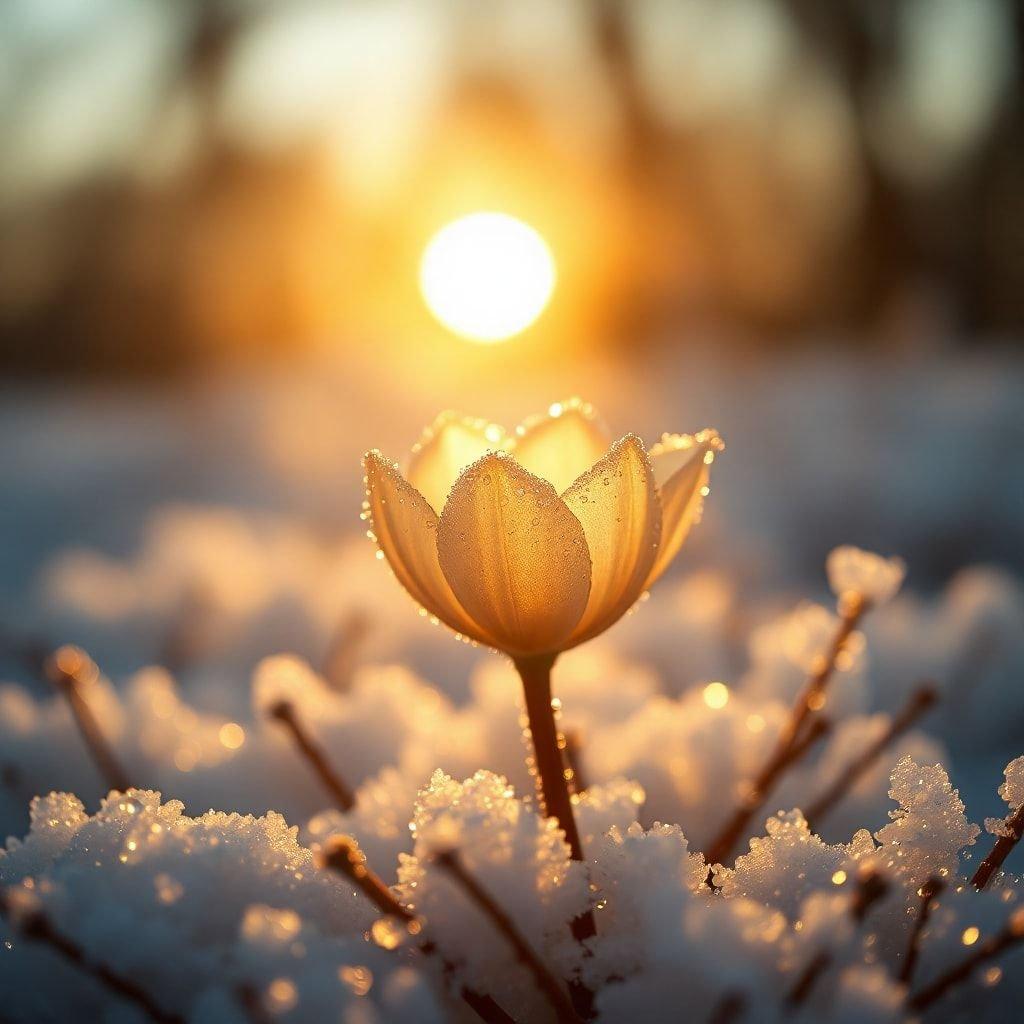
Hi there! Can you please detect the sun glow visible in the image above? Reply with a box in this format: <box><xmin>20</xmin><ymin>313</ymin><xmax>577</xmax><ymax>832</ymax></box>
<box><xmin>419</xmin><ymin>212</ymin><xmax>556</xmax><ymax>343</ymax></box>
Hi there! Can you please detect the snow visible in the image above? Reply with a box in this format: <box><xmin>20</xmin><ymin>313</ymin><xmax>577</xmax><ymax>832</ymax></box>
<box><xmin>395</xmin><ymin>769</ymin><xmax>590</xmax><ymax>1022</ymax></box>
<box><xmin>874</xmin><ymin>758</ymin><xmax>981</xmax><ymax>886</ymax></box>
<box><xmin>2</xmin><ymin>353</ymin><xmax>1024</xmax><ymax>1021</ymax></box>
<box><xmin>827</xmin><ymin>547</ymin><xmax>907</xmax><ymax>606</ymax></box>
<box><xmin>985</xmin><ymin>755</ymin><xmax>1024</xmax><ymax>838</ymax></box>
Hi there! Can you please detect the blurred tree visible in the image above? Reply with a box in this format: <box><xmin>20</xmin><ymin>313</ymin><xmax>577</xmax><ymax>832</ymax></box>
<box><xmin>0</xmin><ymin>0</ymin><xmax>1020</xmax><ymax>376</ymax></box>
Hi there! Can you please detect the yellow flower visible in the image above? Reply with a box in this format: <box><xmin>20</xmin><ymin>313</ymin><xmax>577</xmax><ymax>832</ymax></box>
<box><xmin>363</xmin><ymin>398</ymin><xmax>722</xmax><ymax>658</ymax></box>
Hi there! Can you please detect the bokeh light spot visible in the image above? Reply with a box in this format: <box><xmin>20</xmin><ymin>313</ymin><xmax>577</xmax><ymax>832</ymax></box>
<box><xmin>703</xmin><ymin>682</ymin><xmax>730</xmax><ymax>709</ymax></box>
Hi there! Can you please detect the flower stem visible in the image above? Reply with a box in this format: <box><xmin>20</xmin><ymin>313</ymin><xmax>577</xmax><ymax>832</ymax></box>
<box><xmin>703</xmin><ymin>594</ymin><xmax>867</xmax><ymax>867</ymax></box>
<box><xmin>0</xmin><ymin>888</ymin><xmax>182</xmax><ymax>1024</ymax></box>
<box><xmin>515</xmin><ymin>655</ymin><xmax>586</xmax><ymax>862</ymax></box>
<box><xmin>47</xmin><ymin>646</ymin><xmax>131</xmax><ymax>794</ymax></box>
<box><xmin>804</xmin><ymin>684</ymin><xmax>937</xmax><ymax>833</ymax></box>
<box><xmin>267</xmin><ymin>700</ymin><xmax>356</xmax><ymax>811</ymax></box>
<box><xmin>514</xmin><ymin>654</ymin><xmax>597</xmax><ymax>1015</ymax></box>
<box><xmin>434</xmin><ymin>849</ymin><xmax>584</xmax><ymax>1024</ymax></box>
<box><xmin>971</xmin><ymin>800</ymin><xmax>1024</xmax><ymax>891</ymax></box>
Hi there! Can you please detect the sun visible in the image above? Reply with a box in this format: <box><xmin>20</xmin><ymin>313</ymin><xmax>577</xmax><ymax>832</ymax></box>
<box><xmin>419</xmin><ymin>212</ymin><xmax>556</xmax><ymax>343</ymax></box>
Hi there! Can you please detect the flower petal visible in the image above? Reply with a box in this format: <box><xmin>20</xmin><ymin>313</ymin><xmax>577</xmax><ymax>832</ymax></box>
<box><xmin>364</xmin><ymin>451</ymin><xmax>491</xmax><ymax>644</ymax></box>
<box><xmin>406</xmin><ymin>412</ymin><xmax>507</xmax><ymax>515</ymax></box>
<box><xmin>511</xmin><ymin>398</ymin><xmax>612</xmax><ymax>494</ymax></box>
<box><xmin>562</xmin><ymin>434</ymin><xmax>661</xmax><ymax>645</ymax></box>
<box><xmin>645</xmin><ymin>430</ymin><xmax>723</xmax><ymax>587</ymax></box>
<box><xmin>436</xmin><ymin>452</ymin><xmax>591</xmax><ymax>656</ymax></box>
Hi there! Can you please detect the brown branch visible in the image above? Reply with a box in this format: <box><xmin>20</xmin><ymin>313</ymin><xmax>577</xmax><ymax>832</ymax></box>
<box><xmin>317</xmin><ymin>836</ymin><xmax>517</xmax><ymax>1024</ymax></box>
<box><xmin>317</xmin><ymin>835</ymin><xmax>416</xmax><ymax>923</ymax></box>
<box><xmin>703</xmin><ymin>595</ymin><xmax>866</xmax><ymax>867</ymax></box>
<box><xmin>267</xmin><ymin>700</ymin><xmax>355</xmax><ymax>811</ymax></box>
<box><xmin>434</xmin><ymin>849</ymin><xmax>584</xmax><ymax>1024</ymax></box>
<box><xmin>850</xmin><ymin>867</ymin><xmax>889</xmax><ymax>924</ymax></box>
<box><xmin>705</xmin><ymin>719</ymin><xmax>832</xmax><ymax>891</ymax></box>
<box><xmin>898</xmin><ymin>876</ymin><xmax>944</xmax><ymax>986</ymax></box>
<box><xmin>908</xmin><ymin>908</ymin><xmax>1024</xmax><ymax>1012</ymax></box>
<box><xmin>785</xmin><ymin>949</ymin><xmax>832</xmax><ymax>1008</ymax></box>
<box><xmin>971</xmin><ymin>800</ymin><xmax>1024</xmax><ymax>891</ymax></box>
<box><xmin>707</xmin><ymin>991</ymin><xmax>746</xmax><ymax>1024</ymax></box>
<box><xmin>784</xmin><ymin>716</ymin><xmax>833</xmax><ymax>768</ymax></box>
<box><xmin>47</xmin><ymin>646</ymin><xmax>131</xmax><ymax>793</ymax></box>
<box><xmin>804</xmin><ymin>685</ymin><xmax>938</xmax><ymax>832</ymax></box>
<box><xmin>0</xmin><ymin>889</ymin><xmax>182</xmax><ymax>1024</ymax></box>
<box><xmin>785</xmin><ymin>867</ymin><xmax>887</xmax><ymax>1007</ymax></box>
<box><xmin>235</xmin><ymin>984</ymin><xmax>274</xmax><ymax>1024</ymax></box>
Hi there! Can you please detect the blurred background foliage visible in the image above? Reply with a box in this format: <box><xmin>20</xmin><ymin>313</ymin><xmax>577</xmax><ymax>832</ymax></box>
<box><xmin>0</xmin><ymin>0</ymin><xmax>1021</xmax><ymax>377</ymax></box>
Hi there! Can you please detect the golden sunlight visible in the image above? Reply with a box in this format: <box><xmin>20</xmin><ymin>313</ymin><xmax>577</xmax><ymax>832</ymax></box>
<box><xmin>419</xmin><ymin>212</ymin><xmax>556</xmax><ymax>343</ymax></box>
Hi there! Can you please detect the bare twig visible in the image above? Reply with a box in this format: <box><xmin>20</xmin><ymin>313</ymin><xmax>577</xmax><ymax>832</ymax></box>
<box><xmin>317</xmin><ymin>836</ymin><xmax>517</xmax><ymax>1024</ymax></box>
<box><xmin>707</xmin><ymin>990</ymin><xmax>746</xmax><ymax>1024</ymax></box>
<box><xmin>971</xmin><ymin>801</ymin><xmax>1024</xmax><ymax>891</ymax></box>
<box><xmin>235</xmin><ymin>984</ymin><xmax>274</xmax><ymax>1024</ymax></box>
<box><xmin>785</xmin><ymin>949</ymin><xmax>832</xmax><ymax>1008</ymax></box>
<box><xmin>47</xmin><ymin>646</ymin><xmax>131</xmax><ymax>793</ymax></box>
<box><xmin>703</xmin><ymin>595</ymin><xmax>867</xmax><ymax>867</ymax></box>
<box><xmin>898</xmin><ymin>876</ymin><xmax>944</xmax><ymax>986</ymax></box>
<box><xmin>434</xmin><ymin>849</ymin><xmax>584</xmax><ymax>1024</ymax></box>
<box><xmin>850</xmin><ymin>867</ymin><xmax>889</xmax><ymax>924</ymax></box>
<box><xmin>267</xmin><ymin>700</ymin><xmax>355</xmax><ymax>811</ymax></box>
<box><xmin>908</xmin><ymin>908</ymin><xmax>1024</xmax><ymax>1012</ymax></box>
<box><xmin>785</xmin><ymin>867</ymin><xmax>887</xmax><ymax>1008</ymax></box>
<box><xmin>783</xmin><ymin>716</ymin><xmax>833</xmax><ymax>769</ymax></box>
<box><xmin>317</xmin><ymin>835</ymin><xmax>416</xmax><ymax>923</ymax></box>
<box><xmin>705</xmin><ymin>719</ymin><xmax>832</xmax><ymax>891</ymax></box>
<box><xmin>804</xmin><ymin>685</ymin><xmax>938</xmax><ymax>832</ymax></box>
<box><xmin>0</xmin><ymin>888</ymin><xmax>182</xmax><ymax>1024</ymax></box>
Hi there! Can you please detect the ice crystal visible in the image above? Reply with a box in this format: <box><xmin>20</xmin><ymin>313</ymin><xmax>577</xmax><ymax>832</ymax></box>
<box><xmin>874</xmin><ymin>757</ymin><xmax>980</xmax><ymax>884</ymax></box>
